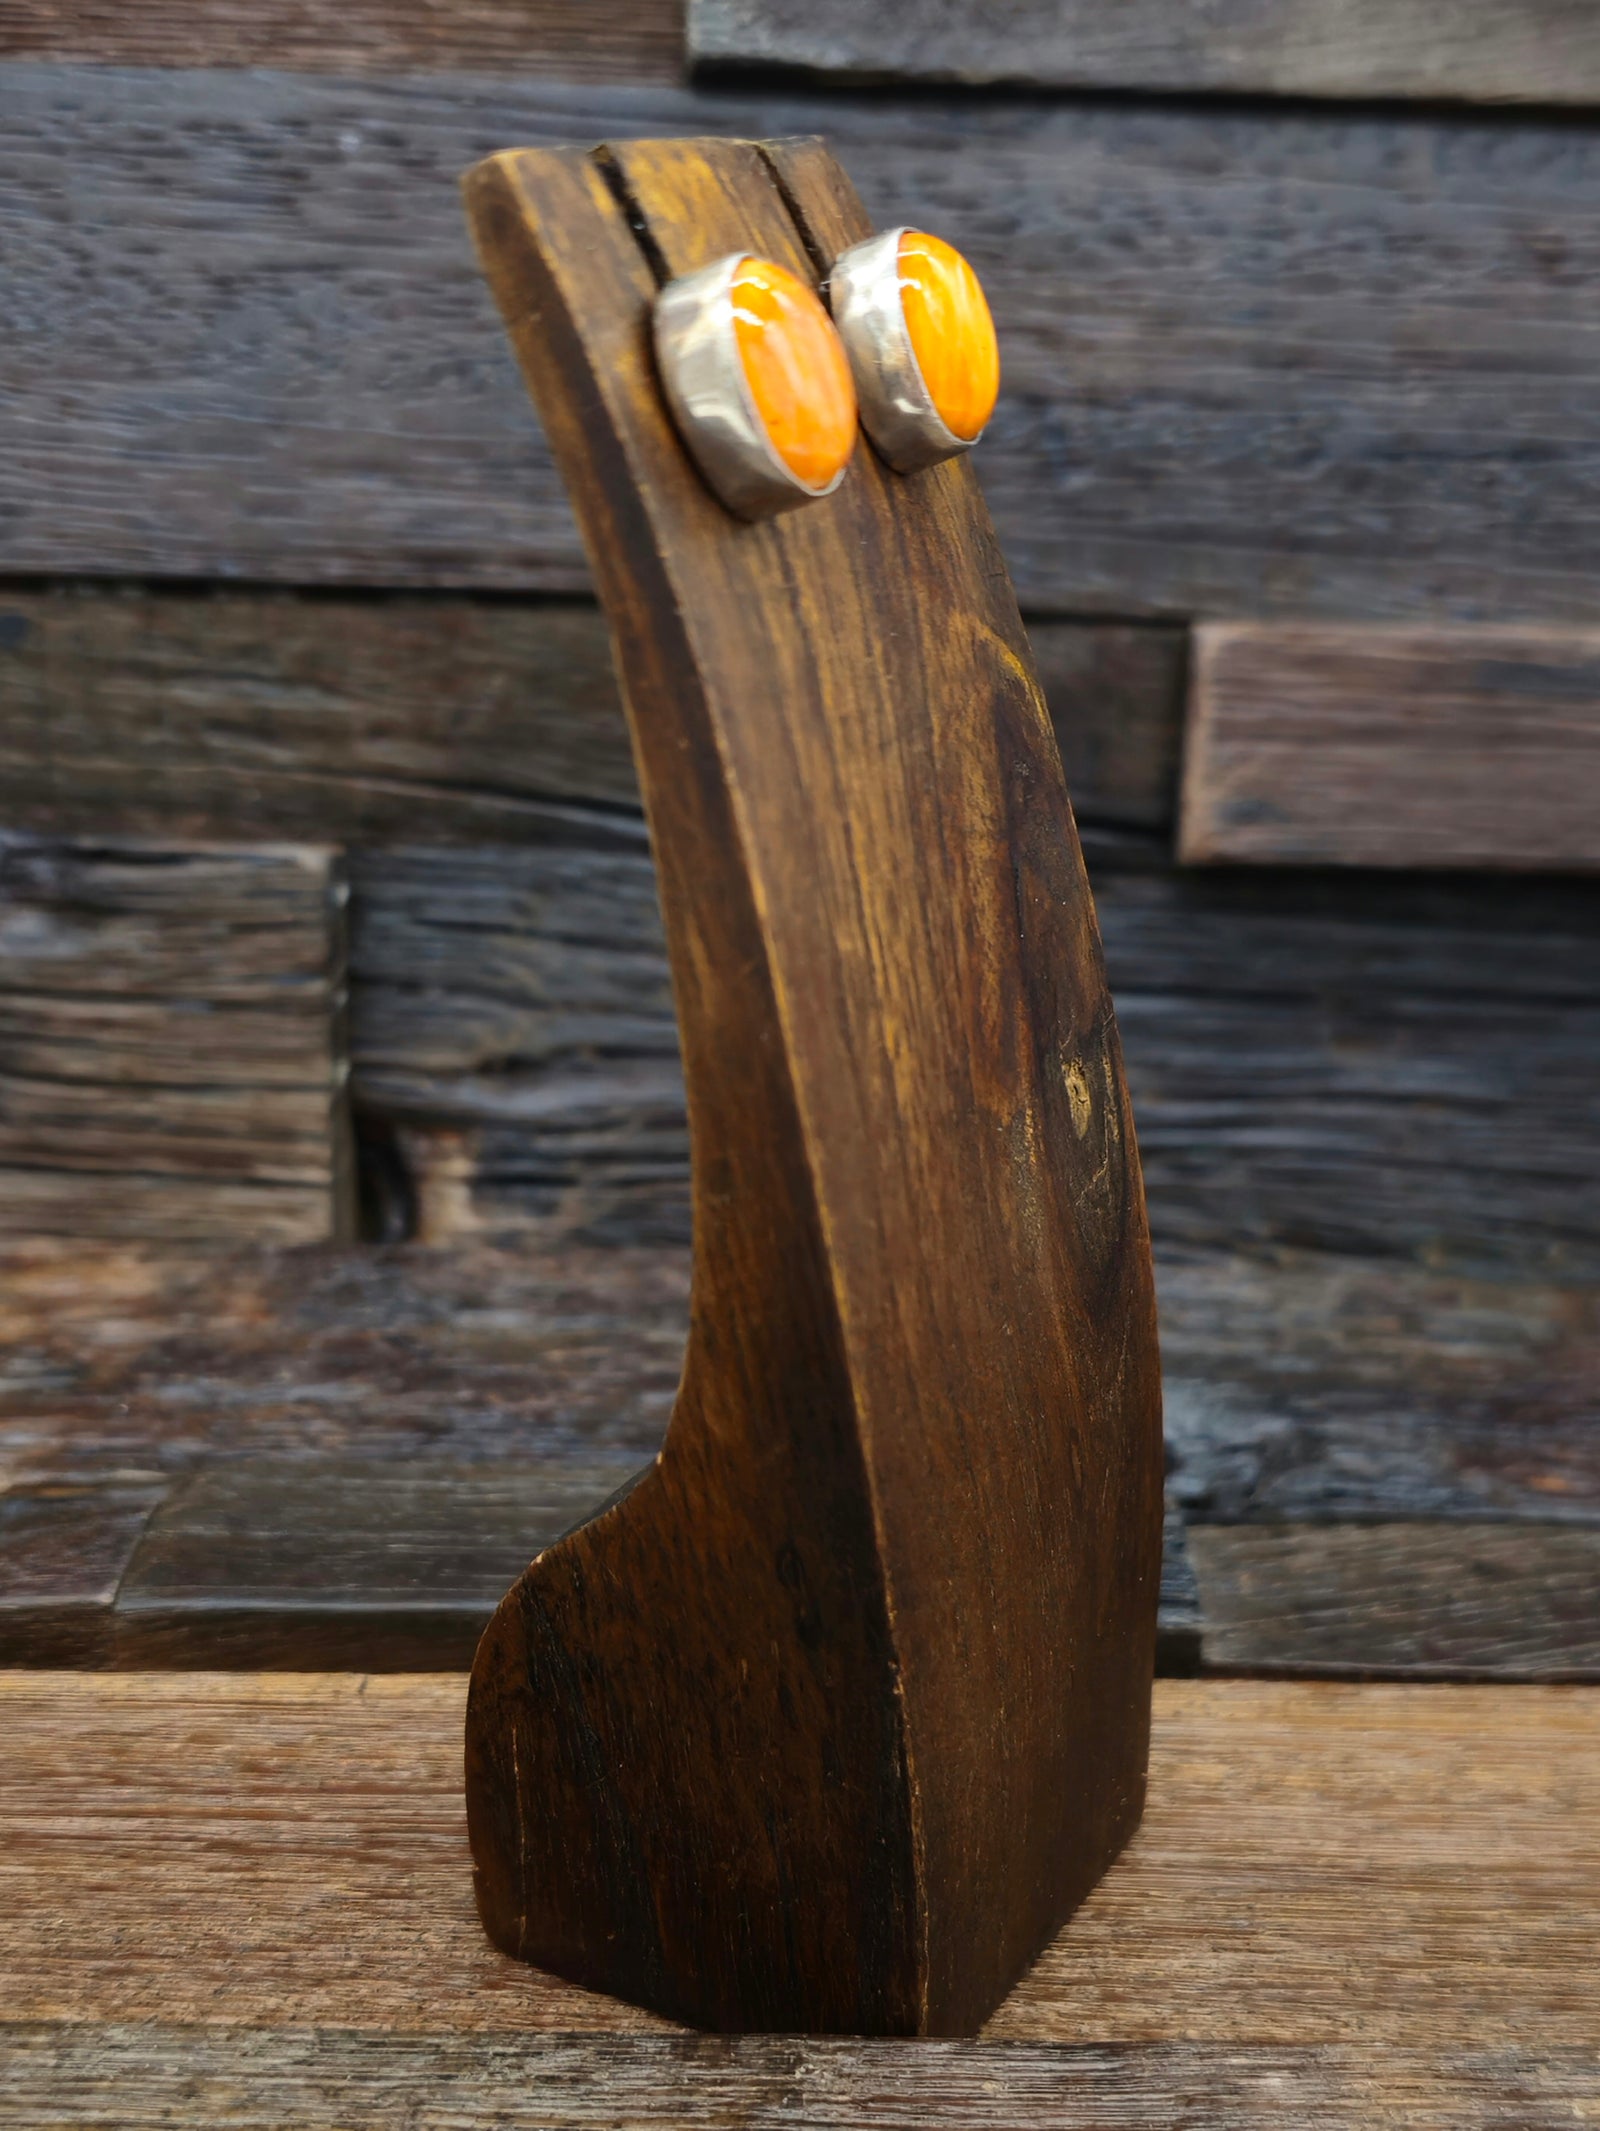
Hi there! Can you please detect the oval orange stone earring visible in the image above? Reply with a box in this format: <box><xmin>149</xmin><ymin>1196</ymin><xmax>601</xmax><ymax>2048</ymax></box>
<box><xmin>652</xmin><ymin>253</ymin><xmax>859</xmax><ymax>519</ymax></box>
<box><xmin>827</xmin><ymin>228</ymin><xmax>1000</xmax><ymax>473</ymax></box>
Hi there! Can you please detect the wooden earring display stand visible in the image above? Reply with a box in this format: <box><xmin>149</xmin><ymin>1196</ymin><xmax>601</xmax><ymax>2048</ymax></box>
<box><xmin>461</xmin><ymin>136</ymin><xmax>1165</xmax><ymax>2037</ymax></box>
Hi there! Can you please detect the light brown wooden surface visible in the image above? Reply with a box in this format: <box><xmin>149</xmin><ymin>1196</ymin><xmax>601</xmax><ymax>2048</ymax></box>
<box><xmin>2</xmin><ymin>1673</ymin><xmax>1596</xmax><ymax>2054</ymax></box>
<box><xmin>1181</xmin><ymin>623</ymin><xmax>1600</xmax><ymax>872</ymax></box>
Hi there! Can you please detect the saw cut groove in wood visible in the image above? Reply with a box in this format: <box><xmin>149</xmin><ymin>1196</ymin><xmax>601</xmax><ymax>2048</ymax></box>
<box><xmin>457</xmin><ymin>135</ymin><xmax>1163</xmax><ymax>2035</ymax></box>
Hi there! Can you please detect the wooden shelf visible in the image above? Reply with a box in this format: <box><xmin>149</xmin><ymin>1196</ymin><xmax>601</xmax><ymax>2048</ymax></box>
<box><xmin>3</xmin><ymin>1670</ymin><xmax>1596</xmax><ymax>2121</ymax></box>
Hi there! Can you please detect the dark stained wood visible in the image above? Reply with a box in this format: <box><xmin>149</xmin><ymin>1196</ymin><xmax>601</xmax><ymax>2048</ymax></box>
<box><xmin>456</xmin><ymin>134</ymin><xmax>1162</xmax><ymax>2035</ymax></box>
<box><xmin>689</xmin><ymin>0</ymin><xmax>1600</xmax><ymax>104</ymax></box>
<box><xmin>0</xmin><ymin>585</ymin><xmax>1179</xmax><ymax>841</ymax></box>
<box><xmin>1182</xmin><ymin>623</ymin><xmax>1600</xmax><ymax>872</ymax></box>
<box><xmin>3</xmin><ymin>1673</ymin><xmax>1597</xmax><ymax>2082</ymax></box>
<box><xmin>0</xmin><ymin>0</ymin><xmax>687</xmax><ymax>78</ymax></box>
<box><xmin>1190</xmin><ymin>1521</ymin><xmax>1600</xmax><ymax>1681</ymax></box>
<box><xmin>0</xmin><ymin>837</ymin><xmax>354</xmax><ymax>1244</ymax></box>
<box><xmin>11</xmin><ymin>66</ymin><xmax>1600</xmax><ymax>622</ymax></box>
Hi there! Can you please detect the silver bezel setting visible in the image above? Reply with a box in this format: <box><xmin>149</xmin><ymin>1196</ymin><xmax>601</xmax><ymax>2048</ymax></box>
<box><xmin>826</xmin><ymin>228</ymin><xmax>977</xmax><ymax>474</ymax></box>
<box><xmin>651</xmin><ymin>253</ymin><xmax>849</xmax><ymax>520</ymax></box>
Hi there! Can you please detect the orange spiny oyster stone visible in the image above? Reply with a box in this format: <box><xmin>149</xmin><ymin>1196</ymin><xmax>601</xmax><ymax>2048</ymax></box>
<box><xmin>730</xmin><ymin>257</ymin><xmax>858</xmax><ymax>493</ymax></box>
<box><xmin>897</xmin><ymin>231</ymin><xmax>1000</xmax><ymax>444</ymax></box>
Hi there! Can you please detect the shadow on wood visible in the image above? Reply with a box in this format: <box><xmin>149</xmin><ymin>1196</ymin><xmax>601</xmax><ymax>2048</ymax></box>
<box><xmin>460</xmin><ymin>135</ymin><xmax>1163</xmax><ymax>2035</ymax></box>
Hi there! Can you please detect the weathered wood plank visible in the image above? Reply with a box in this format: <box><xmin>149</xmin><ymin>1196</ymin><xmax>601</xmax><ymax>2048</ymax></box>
<box><xmin>1157</xmin><ymin>1248</ymin><xmax>1600</xmax><ymax>1529</ymax></box>
<box><xmin>0</xmin><ymin>588</ymin><xmax>1181</xmax><ymax>839</ymax></box>
<box><xmin>348</xmin><ymin>843</ymin><xmax>686</xmax><ymax>1244</ymax></box>
<box><xmin>113</xmin><ymin>1457</ymin><xmax>651</xmax><ymax>1668</ymax></box>
<box><xmin>0</xmin><ymin>1488</ymin><xmax>158</xmax><ymax>1663</ymax></box>
<box><xmin>1181</xmin><ymin>624</ymin><xmax>1600</xmax><ymax>872</ymax></box>
<box><xmin>0</xmin><ymin>1171</ymin><xmax>348</xmax><ymax>1248</ymax></box>
<box><xmin>0</xmin><ymin>0</ymin><xmax>686</xmax><ymax>78</ymax></box>
<box><xmin>0</xmin><ymin>838</ymin><xmax>354</xmax><ymax>1243</ymax></box>
<box><xmin>689</xmin><ymin>0</ymin><xmax>1600</xmax><ymax>104</ymax></box>
<box><xmin>2</xmin><ymin>1673</ymin><xmax>1595</xmax><ymax>2053</ymax></box>
<box><xmin>0</xmin><ymin>1238</ymin><xmax>690</xmax><ymax>1489</ymax></box>
<box><xmin>0</xmin><ymin>835</ymin><xmax>345</xmax><ymax>996</ymax></box>
<box><xmin>1031</xmin><ymin>622</ymin><xmax>1186</xmax><ymax>833</ymax></box>
<box><xmin>2</xmin><ymin>1239</ymin><xmax>1595</xmax><ymax>1674</ymax></box>
<box><xmin>0</xmin><ymin>587</ymin><xmax>639</xmax><ymax>830</ymax></box>
<box><xmin>10</xmin><ymin>66</ymin><xmax>1600</xmax><ymax>620</ymax></box>
<box><xmin>6</xmin><ymin>2026</ymin><xmax>1600</xmax><ymax>2129</ymax></box>
<box><xmin>1156</xmin><ymin>1502</ymin><xmax>1201</xmax><ymax>1674</ymax></box>
<box><xmin>347</xmin><ymin>844</ymin><xmax>1600</xmax><ymax>1272</ymax></box>
<box><xmin>1190</xmin><ymin>1522</ymin><xmax>1600</xmax><ymax>1681</ymax></box>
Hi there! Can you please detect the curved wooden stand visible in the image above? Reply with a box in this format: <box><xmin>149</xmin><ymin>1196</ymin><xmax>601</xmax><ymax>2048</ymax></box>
<box><xmin>461</xmin><ymin>135</ymin><xmax>1164</xmax><ymax>2036</ymax></box>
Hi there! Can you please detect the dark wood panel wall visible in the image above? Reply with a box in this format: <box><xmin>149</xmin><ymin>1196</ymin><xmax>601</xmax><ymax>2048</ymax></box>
<box><xmin>8</xmin><ymin>64</ymin><xmax>1600</xmax><ymax>628</ymax></box>
<box><xmin>0</xmin><ymin>0</ymin><xmax>684</xmax><ymax>75</ymax></box>
<box><xmin>688</xmin><ymin>0</ymin><xmax>1600</xmax><ymax>103</ymax></box>
<box><xmin>2</xmin><ymin>5</ymin><xmax>1596</xmax><ymax>1683</ymax></box>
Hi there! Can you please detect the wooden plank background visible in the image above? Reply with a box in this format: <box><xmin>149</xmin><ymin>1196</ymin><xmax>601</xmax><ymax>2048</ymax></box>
<box><xmin>2</xmin><ymin>1235</ymin><xmax>1594</xmax><ymax>1674</ymax></box>
<box><xmin>688</xmin><ymin>0</ymin><xmax>1600</xmax><ymax>103</ymax></box>
<box><xmin>0</xmin><ymin>0</ymin><xmax>686</xmax><ymax>75</ymax></box>
<box><xmin>9</xmin><ymin>64</ymin><xmax>1600</xmax><ymax>622</ymax></box>
<box><xmin>1182</xmin><ymin>625</ymin><xmax>1600</xmax><ymax>872</ymax></box>
<box><xmin>0</xmin><ymin>838</ymin><xmax>352</xmax><ymax>1244</ymax></box>
<box><xmin>2</xmin><ymin>0</ymin><xmax>1597</xmax><ymax>1711</ymax></box>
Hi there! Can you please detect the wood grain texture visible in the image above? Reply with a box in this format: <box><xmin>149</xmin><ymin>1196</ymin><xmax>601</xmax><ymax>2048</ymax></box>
<box><xmin>689</xmin><ymin>0</ymin><xmax>1600</xmax><ymax>103</ymax></box>
<box><xmin>1182</xmin><ymin>624</ymin><xmax>1600</xmax><ymax>872</ymax></box>
<box><xmin>0</xmin><ymin>586</ymin><xmax>1180</xmax><ymax>840</ymax></box>
<box><xmin>113</xmin><ymin>1458</ymin><xmax>652</xmax><ymax>1669</ymax></box>
<box><xmin>1</xmin><ymin>1237</ymin><xmax>1584</xmax><ymax>1533</ymax></box>
<box><xmin>1190</xmin><ymin>1522</ymin><xmax>1600</xmax><ymax>1680</ymax></box>
<box><xmin>0</xmin><ymin>1238</ymin><xmax>690</xmax><ymax>1493</ymax></box>
<box><xmin>348</xmin><ymin>843</ymin><xmax>686</xmax><ymax>1246</ymax></box>
<box><xmin>456</xmin><ymin>133</ymin><xmax>1162</xmax><ymax>2035</ymax></box>
<box><xmin>0</xmin><ymin>1488</ymin><xmax>159</xmax><ymax>1663</ymax></box>
<box><xmin>346</xmin><ymin>842</ymin><xmax>1600</xmax><ymax>1275</ymax></box>
<box><xmin>1</xmin><ymin>1237</ymin><xmax>1594</xmax><ymax>1675</ymax></box>
<box><xmin>0</xmin><ymin>587</ymin><xmax>640</xmax><ymax>833</ymax></box>
<box><xmin>10</xmin><ymin>65</ymin><xmax>1600</xmax><ymax>621</ymax></box>
<box><xmin>6</xmin><ymin>2029</ymin><xmax>1600</xmax><ymax>2129</ymax></box>
<box><xmin>1</xmin><ymin>1672</ymin><xmax>1596</xmax><ymax>2069</ymax></box>
<box><xmin>0</xmin><ymin>0</ymin><xmax>686</xmax><ymax>78</ymax></box>
<box><xmin>0</xmin><ymin>837</ymin><xmax>353</xmax><ymax>1243</ymax></box>
<box><xmin>1156</xmin><ymin>1248</ymin><xmax>1600</xmax><ymax>1530</ymax></box>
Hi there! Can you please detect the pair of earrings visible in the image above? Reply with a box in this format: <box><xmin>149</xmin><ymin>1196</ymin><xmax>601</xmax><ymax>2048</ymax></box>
<box><xmin>652</xmin><ymin>229</ymin><xmax>1000</xmax><ymax>520</ymax></box>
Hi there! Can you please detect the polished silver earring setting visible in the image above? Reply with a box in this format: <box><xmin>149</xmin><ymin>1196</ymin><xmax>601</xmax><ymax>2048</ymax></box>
<box><xmin>651</xmin><ymin>252</ymin><xmax>858</xmax><ymax>520</ymax></box>
<box><xmin>827</xmin><ymin>228</ymin><xmax>998</xmax><ymax>475</ymax></box>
